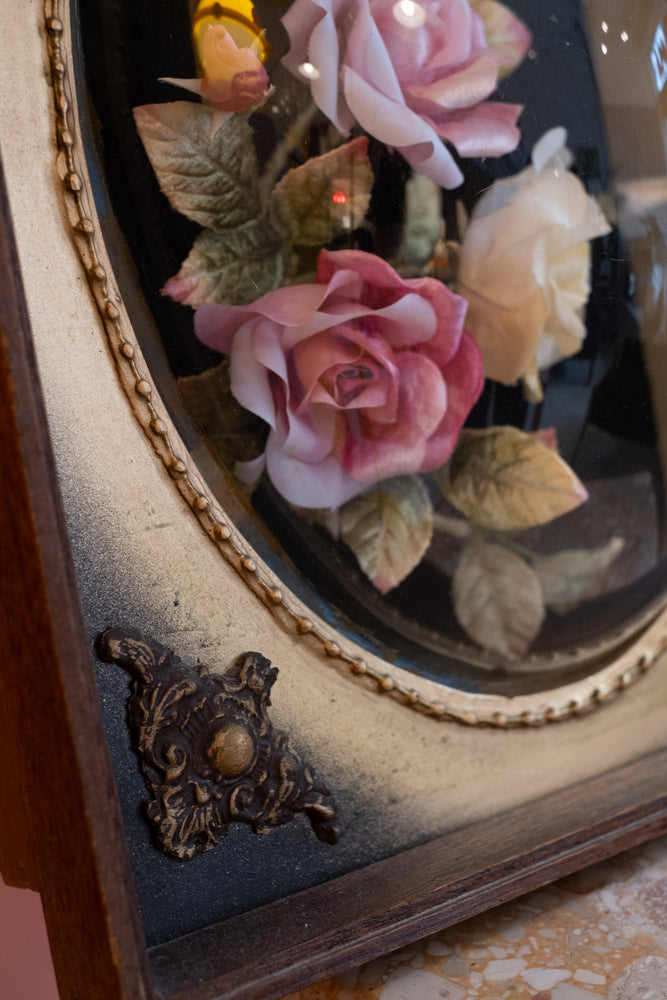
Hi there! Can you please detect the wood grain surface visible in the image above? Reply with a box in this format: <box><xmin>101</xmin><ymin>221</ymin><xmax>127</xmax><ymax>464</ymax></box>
<box><xmin>148</xmin><ymin>746</ymin><xmax>667</xmax><ymax>1000</ymax></box>
<box><xmin>0</xmin><ymin>155</ymin><xmax>152</xmax><ymax>1000</ymax></box>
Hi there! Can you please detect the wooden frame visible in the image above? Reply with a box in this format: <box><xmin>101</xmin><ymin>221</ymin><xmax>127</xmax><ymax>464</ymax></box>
<box><xmin>0</xmin><ymin>154</ymin><xmax>151</xmax><ymax>1000</ymax></box>
<box><xmin>2</xmin><ymin>4</ymin><xmax>667</xmax><ymax>1000</ymax></box>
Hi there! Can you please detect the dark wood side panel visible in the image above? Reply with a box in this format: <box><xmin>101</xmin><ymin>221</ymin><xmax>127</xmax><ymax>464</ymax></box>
<box><xmin>0</xmin><ymin>157</ymin><xmax>152</xmax><ymax>999</ymax></box>
<box><xmin>150</xmin><ymin>745</ymin><xmax>667</xmax><ymax>1000</ymax></box>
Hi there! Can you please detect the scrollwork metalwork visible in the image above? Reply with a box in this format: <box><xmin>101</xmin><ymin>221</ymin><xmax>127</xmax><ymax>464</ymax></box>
<box><xmin>96</xmin><ymin>627</ymin><xmax>342</xmax><ymax>860</ymax></box>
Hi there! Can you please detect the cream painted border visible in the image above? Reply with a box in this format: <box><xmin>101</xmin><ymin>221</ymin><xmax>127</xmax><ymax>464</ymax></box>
<box><xmin>44</xmin><ymin>1</ymin><xmax>667</xmax><ymax>727</ymax></box>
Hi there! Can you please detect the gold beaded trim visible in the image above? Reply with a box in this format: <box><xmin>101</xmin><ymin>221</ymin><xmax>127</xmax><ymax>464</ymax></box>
<box><xmin>44</xmin><ymin>2</ymin><xmax>667</xmax><ymax>726</ymax></box>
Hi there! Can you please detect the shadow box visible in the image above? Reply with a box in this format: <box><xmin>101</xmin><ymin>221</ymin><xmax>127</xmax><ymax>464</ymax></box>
<box><xmin>2</xmin><ymin>1</ymin><xmax>667</xmax><ymax>998</ymax></box>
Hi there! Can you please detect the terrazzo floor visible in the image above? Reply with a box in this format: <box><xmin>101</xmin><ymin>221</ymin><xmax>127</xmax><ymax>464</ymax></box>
<box><xmin>283</xmin><ymin>833</ymin><xmax>667</xmax><ymax>1000</ymax></box>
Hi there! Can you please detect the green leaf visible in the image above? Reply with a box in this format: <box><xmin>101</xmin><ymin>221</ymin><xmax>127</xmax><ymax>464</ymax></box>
<box><xmin>438</xmin><ymin>426</ymin><xmax>588</xmax><ymax>531</ymax></box>
<box><xmin>452</xmin><ymin>539</ymin><xmax>544</xmax><ymax>659</ymax></box>
<box><xmin>163</xmin><ymin>222</ymin><xmax>284</xmax><ymax>307</ymax></box>
<box><xmin>179</xmin><ymin>360</ymin><xmax>268</xmax><ymax>465</ymax></box>
<box><xmin>270</xmin><ymin>136</ymin><xmax>373</xmax><ymax>246</ymax></box>
<box><xmin>133</xmin><ymin>102</ymin><xmax>262</xmax><ymax>231</ymax></box>
<box><xmin>339</xmin><ymin>476</ymin><xmax>433</xmax><ymax>594</ymax></box>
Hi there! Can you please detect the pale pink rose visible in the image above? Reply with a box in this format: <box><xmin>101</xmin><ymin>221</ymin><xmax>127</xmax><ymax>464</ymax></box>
<box><xmin>195</xmin><ymin>249</ymin><xmax>484</xmax><ymax>508</ymax></box>
<box><xmin>198</xmin><ymin>26</ymin><xmax>269</xmax><ymax>111</ymax></box>
<box><xmin>457</xmin><ymin>128</ymin><xmax>612</xmax><ymax>389</ymax></box>
<box><xmin>161</xmin><ymin>25</ymin><xmax>270</xmax><ymax>131</ymax></box>
<box><xmin>281</xmin><ymin>0</ymin><xmax>530</xmax><ymax>188</ymax></box>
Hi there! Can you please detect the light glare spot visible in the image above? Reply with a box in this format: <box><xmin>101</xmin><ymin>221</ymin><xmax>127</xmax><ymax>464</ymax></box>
<box><xmin>601</xmin><ymin>43</ymin><xmax>608</xmax><ymax>54</ymax></box>
<box><xmin>621</xmin><ymin>30</ymin><xmax>629</xmax><ymax>41</ymax></box>
<box><xmin>298</xmin><ymin>61</ymin><xmax>320</xmax><ymax>80</ymax></box>
<box><xmin>393</xmin><ymin>0</ymin><xmax>426</xmax><ymax>28</ymax></box>
<box><xmin>601</xmin><ymin>20</ymin><xmax>608</xmax><ymax>33</ymax></box>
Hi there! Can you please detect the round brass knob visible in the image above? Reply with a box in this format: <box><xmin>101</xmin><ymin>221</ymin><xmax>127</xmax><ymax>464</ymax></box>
<box><xmin>206</xmin><ymin>723</ymin><xmax>255</xmax><ymax>777</ymax></box>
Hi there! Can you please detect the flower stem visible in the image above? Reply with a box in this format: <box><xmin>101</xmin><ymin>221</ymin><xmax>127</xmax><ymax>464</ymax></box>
<box><xmin>433</xmin><ymin>513</ymin><xmax>541</xmax><ymax>564</ymax></box>
<box><xmin>432</xmin><ymin>513</ymin><xmax>472</xmax><ymax>538</ymax></box>
<box><xmin>260</xmin><ymin>100</ymin><xmax>320</xmax><ymax>200</ymax></box>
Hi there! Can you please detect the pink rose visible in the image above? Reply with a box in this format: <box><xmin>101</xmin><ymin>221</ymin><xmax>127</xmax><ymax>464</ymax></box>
<box><xmin>195</xmin><ymin>250</ymin><xmax>484</xmax><ymax>508</ymax></box>
<box><xmin>281</xmin><ymin>0</ymin><xmax>530</xmax><ymax>188</ymax></box>
<box><xmin>198</xmin><ymin>26</ymin><xmax>269</xmax><ymax>112</ymax></box>
<box><xmin>161</xmin><ymin>25</ymin><xmax>270</xmax><ymax>132</ymax></box>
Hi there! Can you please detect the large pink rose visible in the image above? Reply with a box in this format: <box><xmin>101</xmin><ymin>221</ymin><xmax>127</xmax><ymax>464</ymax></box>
<box><xmin>281</xmin><ymin>0</ymin><xmax>530</xmax><ymax>188</ymax></box>
<box><xmin>195</xmin><ymin>250</ymin><xmax>484</xmax><ymax>508</ymax></box>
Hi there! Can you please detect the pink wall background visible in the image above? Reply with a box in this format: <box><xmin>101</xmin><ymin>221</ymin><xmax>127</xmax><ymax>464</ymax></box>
<box><xmin>0</xmin><ymin>874</ymin><xmax>59</xmax><ymax>999</ymax></box>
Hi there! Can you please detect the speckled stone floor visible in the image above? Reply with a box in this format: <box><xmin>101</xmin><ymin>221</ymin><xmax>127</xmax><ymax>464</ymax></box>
<box><xmin>283</xmin><ymin>833</ymin><xmax>667</xmax><ymax>999</ymax></box>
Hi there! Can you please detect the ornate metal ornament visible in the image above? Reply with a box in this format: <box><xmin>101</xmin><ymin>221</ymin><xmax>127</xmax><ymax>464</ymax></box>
<box><xmin>96</xmin><ymin>627</ymin><xmax>342</xmax><ymax>859</ymax></box>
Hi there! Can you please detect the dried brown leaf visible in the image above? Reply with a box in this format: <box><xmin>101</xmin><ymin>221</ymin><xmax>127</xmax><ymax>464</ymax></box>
<box><xmin>339</xmin><ymin>476</ymin><xmax>433</xmax><ymax>594</ymax></box>
<box><xmin>439</xmin><ymin>426</ymin><xmax>588</xmax><ymax>531</ymax></box>
<box><xmin>452</xmin><ymin>540</ymin><xmax>544</xmax><ymax>659</ymax></box>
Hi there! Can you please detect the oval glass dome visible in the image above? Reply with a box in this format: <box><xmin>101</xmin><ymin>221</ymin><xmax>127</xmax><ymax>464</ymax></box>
<box><xmin>75</xmin><ymin>0</ymin><xmax>667</xmax><ymax>694</ymax></box>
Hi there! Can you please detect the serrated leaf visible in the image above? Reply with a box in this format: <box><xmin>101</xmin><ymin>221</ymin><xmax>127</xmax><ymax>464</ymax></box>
<box><xmin>533</xmin><ymin>537</ymin><xmax>625</xmax><ymax>614</ymax></box>
<box><xmin>339</xmin><ymin>476</ymin><xmax>433</xmax><ymax>594</ymax></box>
<box><xmin>163</xmin><ymin>222</ymin><xmax>284</xmax><ymax>307</ymax></box>
<box><xmin>179</xmin><ymin>360</ymin><xmax>268</xmax><ymax>465</ymax></box>
<box><xmin>452</xmin><ymin>540</ymin><xmax>544</xmax><ymax>659</ymax></box>
<box><xmin>133</xmin><ymin>102</ymin><xmax>262</xmax><ymax>231</ymax></box>
<box><xmin>270</xmin><ymin>137</ymin><xmax>373</xmax><ymax>246</ymax></box>
<box><xmin>438</xmin><ymin>426</ymin><xmax>588</xmax><ymax>531</ymax></box>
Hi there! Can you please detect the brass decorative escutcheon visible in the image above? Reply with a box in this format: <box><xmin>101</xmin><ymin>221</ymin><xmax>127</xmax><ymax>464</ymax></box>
<box><xmin>206</xmin><ymin>722</ymin><xmax>256</xmax><ymax>777</ymax></box>
<box><xmin>96</xmin><ymin>627</ymin><xmax>343</xmax><ymax>859</ymax></box>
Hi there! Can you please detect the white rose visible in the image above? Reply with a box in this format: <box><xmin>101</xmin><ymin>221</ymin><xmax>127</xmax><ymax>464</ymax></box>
<box><xmin>457</xmin><ymin>127</ymin><xmax>611</xmax><ymax>396</ymax></box>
